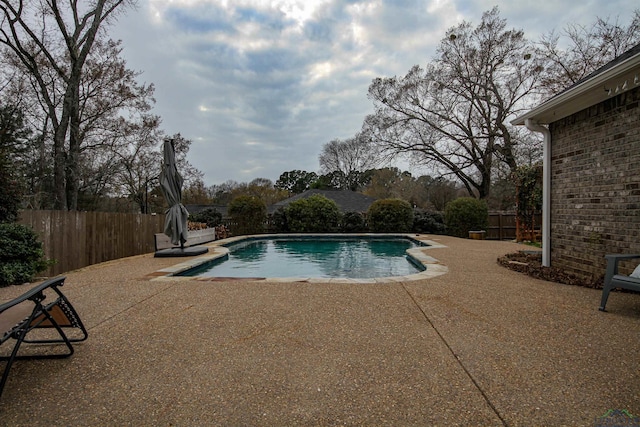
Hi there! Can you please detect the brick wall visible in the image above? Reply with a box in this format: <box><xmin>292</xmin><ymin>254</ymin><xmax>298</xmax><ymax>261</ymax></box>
<box><xmin>549</xmin><ymin>85</ymin><xmax>640</xmax><ymax>280</ymax></box>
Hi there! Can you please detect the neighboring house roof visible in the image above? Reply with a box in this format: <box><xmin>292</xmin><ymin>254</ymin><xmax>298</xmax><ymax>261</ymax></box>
<box><xmin>270</xmin><ymin>190</ymin><xmax>377</xmax><ymax>213</ymax></box>
<box><xmin>512</xmin><ymin>42</ymin><xmax>640</xmax><ymax>125</ymax></box>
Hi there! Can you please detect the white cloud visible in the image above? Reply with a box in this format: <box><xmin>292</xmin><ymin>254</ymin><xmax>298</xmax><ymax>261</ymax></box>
<box><xmin>111</xmin><ymin>0</ymin><xmax>639</xmax><ymax>185</ymax></box>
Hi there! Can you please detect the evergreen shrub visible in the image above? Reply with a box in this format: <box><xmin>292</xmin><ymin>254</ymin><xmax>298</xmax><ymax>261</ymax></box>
<box><xmin>367</xmin><ymin>199</ymin><xmax>414</xmax><ymax>232</ymax></box>
<box><xmin>341</xmin><ymin>211</ymin><xmax>367</xmax><ymax>233</ymax></box>
<box><xmin>413</xmin><ymin>209</ymin><xmax>446</xmax><ymax>234</ymax></box>
<box><xmin>0</xmin><ymin>223</ymin><xmax>52</xmax><ymax>287</ymax></box>
<box><xmin>444</xmin><ymin>197</ymin><xmax>488</xmax><ymax>238</ymax></box>
<box><xmin>189</xmin><ymin>208</ymin><xmax>222</xmax><ymax>228</ymax></box>
<box><xmin>285</xmin><ymin>195</ymin><xmax>341</xmax><ymax>232</ymax></box>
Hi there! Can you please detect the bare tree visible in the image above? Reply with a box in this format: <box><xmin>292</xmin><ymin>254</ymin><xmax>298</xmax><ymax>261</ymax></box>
<box><xmin>108</xmin><ymin>114</ymin><xmax>163</xmax><ymax>213</ymax></box>
<box><xmin>182</xmin><ymin>178</ymin><xmax>214</xmax><ymax>205</ymax></box>
<box><xmin>0</xmin><ymin>0</ymin><xmax>135</xmax><ymax>209</ymax></box>
<box><xmin>364</xmin><ymin>7</ymin><xmax>544</xmax><ymax>199</ymax></box>
<box><xmin>319</xmin><ymin>133</ymin><xmax>382</xmax><ymax>190</ymax></box>
<box><xmin>425</xmin><ymin>177</ymin><xmax>459</xmax><ymax>211</ymax></box>
<box><xmin>169</xmin><ymin>133</ymin><xmax>204</xmax><ymax>187</ymax></box>
<box><xmin>537</xmin><ymin>10</ymin><xmax>640</xmax><ymax>97</ymax></box>
<box><xmin>75</xmin><ymin>39</ymin><xmax>159</xmax><ymax>209</ymax></box>
<box><xmin>1</xmin><ymin>38</ymin><xmax>169</xmax><ymax>211</ymax></box>
<box><xmin>209</xmin><ymin>180</ymin><xmax>241</xmax><ymax>205</ymax></box>
<box><xmin>362</xmin><ymin>167</ymin><xmax>414</xmax><ymax>200</ymax></box>
<box><xmin>226</xmin><ymin>178</ymin><xmax>288</xmax><ymax>206</ymax></box>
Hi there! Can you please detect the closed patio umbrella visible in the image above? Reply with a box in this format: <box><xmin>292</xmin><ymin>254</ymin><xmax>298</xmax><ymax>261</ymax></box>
<box><xmin>159</xmin><ymin>138</ymin><xmax>189</xmax><ymax>248</ymax></box>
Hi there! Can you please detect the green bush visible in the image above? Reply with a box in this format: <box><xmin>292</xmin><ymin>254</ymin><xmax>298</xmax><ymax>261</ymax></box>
<box><xmin>444</xmin><ymin>197</ymin><xmax>488</xmax><ymax>238</ymax></box>
<box><xmin>285</xmin><ymin>195</ymin><xmax>342</xmax><ymax>232</ymax></box>
<box><xmin>189</xmin><ymin>208</ymin><xmax>222</xmax><ymax>228</ymax></box>
<box><xmin>413</xmin><ymin>209</ymin><xmax>446</xmax><ymax>234</ymax></box>
<box><xmin>341</xmin><ymin>211</ymin><xmax>367</xmax><ymax>233</ymax></box>
<box><xmin>228</xmin><ymin>196</ymin><xmax>267</xmax><ymax>235</ymax></box>
<box><xmin>367</xmin><ymin>198</ymin><xmax>414</xmax><ymax>233</ymax></box>
<box><xmin>0</xmin><ymin>223</ymin><xmax>52</xmax><ymax>287</ymax></box>
<box><xmin>270</xmin><ymin>207</ymin><xmax>288</xmax><ymax>233</ymax></box>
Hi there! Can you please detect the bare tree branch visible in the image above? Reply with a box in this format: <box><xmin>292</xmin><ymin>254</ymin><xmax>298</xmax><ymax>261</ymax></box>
<box><xmin>364</xmin><ymin>7</ymin><xmax>543</xmax><ymax>199</ymax></box>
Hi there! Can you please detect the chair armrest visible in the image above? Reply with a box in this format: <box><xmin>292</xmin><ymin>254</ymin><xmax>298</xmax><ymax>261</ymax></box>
<box><xmin>605</xmin><ymin>254</ymin><xmax>640</xmax><ymax>261</ymax></box>
<box><xmin>604</xmin><ymin>255</ymin><xmax>640</xmax><ymax>284</ymax></box>
<box><xmin>0</xmin><ymin>277</ymin><xmax>66</xmax><ymax>314</ymax></box>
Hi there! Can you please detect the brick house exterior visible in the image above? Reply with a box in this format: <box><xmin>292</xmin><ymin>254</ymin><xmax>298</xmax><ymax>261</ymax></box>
<box><xmin>513</xmin><ymin>43</ymin><xmax>640</xmax><ymax>280</ymax></box>
<box><xmin>550</xmin><ymin>86</ymin><xmax>640</xmax><ymax>278</ymax></box>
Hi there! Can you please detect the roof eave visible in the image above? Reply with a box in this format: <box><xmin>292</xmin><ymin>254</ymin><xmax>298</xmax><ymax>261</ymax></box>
<box><xmin>512</xmin><ymin>53</ymin><xmax>640</xmax><ymax>126</ymax></box>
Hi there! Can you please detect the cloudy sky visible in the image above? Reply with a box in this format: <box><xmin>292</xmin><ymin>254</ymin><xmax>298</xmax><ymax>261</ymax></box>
<box><xmin>111</xmin><ymin>0</ymin><xmax>636</xmax><ymax>187</ymax></box>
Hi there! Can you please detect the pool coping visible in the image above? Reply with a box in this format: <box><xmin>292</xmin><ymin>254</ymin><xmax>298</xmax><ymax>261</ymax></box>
<box><xmin>149</xmin><ymin>233</ymin><xmax>449</xmax><ymax>283</ymax></box>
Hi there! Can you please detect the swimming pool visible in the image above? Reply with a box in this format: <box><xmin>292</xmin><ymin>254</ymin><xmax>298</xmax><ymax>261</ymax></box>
<box><xmin>177</xmin><ymin>236</ymin><xmax>427</xmax><ymax>279</ymax></box>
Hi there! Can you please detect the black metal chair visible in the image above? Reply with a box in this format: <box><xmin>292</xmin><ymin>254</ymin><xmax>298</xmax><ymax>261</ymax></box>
<box><xmin>0</xmin><ymin>276</ymin><xmax>88</xmax><ymax>399</ymax></box>
<box><xmin>600</xmin><ymin>254</ymin><xmax>640</xmax><ymax>311</ymax></box>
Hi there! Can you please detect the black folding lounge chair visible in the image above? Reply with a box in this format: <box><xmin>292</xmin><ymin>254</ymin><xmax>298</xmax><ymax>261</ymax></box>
<box><xmin>600</xmin><ymin>254</ymin><xmax>640</xmax><ymax>312</ymax></box>
<box><xmin>0</xmin><ymin>276</ymin><xmax>88</xmax><ymax>399</ymax></box>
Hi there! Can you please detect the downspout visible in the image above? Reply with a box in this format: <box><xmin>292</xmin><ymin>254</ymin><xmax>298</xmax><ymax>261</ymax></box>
<box><xmin>525</xmin><ymin>119</ymin><xmax>551</xmax><ymax>267</ymax></box>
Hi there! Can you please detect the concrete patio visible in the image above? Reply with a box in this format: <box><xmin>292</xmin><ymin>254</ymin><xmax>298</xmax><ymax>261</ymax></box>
<box><xmin>1</xmin><ymin>235</ymin><xmax>639</xmax><ymax>426</ymax></box>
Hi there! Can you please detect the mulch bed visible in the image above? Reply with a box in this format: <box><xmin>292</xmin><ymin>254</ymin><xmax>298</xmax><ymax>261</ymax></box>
<box><xmin>497</xmin><ymin>252</ymin><xmax>603</xmax><ymax>289</ymax></box>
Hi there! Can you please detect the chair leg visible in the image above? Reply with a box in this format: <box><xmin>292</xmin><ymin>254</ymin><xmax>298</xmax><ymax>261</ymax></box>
<box><xmin>0</xmin><ymin>323</ymin><xmax>32</xmax><ymax>399</ymax></box>
<box><xmin>599</xmin><ymin>285</ymin><xmax>612</xmax><ymax>312</ymax></box>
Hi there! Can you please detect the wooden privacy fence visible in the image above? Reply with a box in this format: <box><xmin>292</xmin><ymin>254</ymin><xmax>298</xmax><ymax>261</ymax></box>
<box><xmin>486</xmin><ymin>211</ymin><xmax>542</xmax><ymax>240</ymax></box>
<box><xmin>18</xmin><ymin>210</ymin><xmax>166</xmax><ymax>277</ymax></box>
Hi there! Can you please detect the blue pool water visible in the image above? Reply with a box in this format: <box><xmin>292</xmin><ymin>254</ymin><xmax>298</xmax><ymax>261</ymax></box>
<box><xmin>179</xmin><ymin>236</ymin><xmax>427</xmax><ymax>279</ymax></box>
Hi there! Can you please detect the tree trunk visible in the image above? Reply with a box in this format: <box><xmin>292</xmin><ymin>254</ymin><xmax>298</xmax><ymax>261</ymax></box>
<box><xmin>66</xmin><ymin>78</ymin><xmax>81</xmax><ymax>210</ymax></box>
<box><xmin>52</xmin><ymin>117</ymin><xmax>68</xmax><ymax>210</ymax></box>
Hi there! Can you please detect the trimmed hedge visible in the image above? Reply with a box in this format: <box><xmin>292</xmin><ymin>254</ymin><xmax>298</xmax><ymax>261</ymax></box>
<box><xmin>341</xmin><ymin>211</ymin><xmax>367</xmax><ymax>233</ymax></box>
<box><xmin>367</xmin><ymin>198</ymin><xmax>414</xmax><ymax>233</ymax></box>
<box><xmin>444</xmin><ymin>197</ymin><xmax>488</xmax><ymax>238</ymax></box>
<box><xmin>285</xmin><ymin>194</ymin><xmax>342</xmax><ymax>233</ymax></box>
